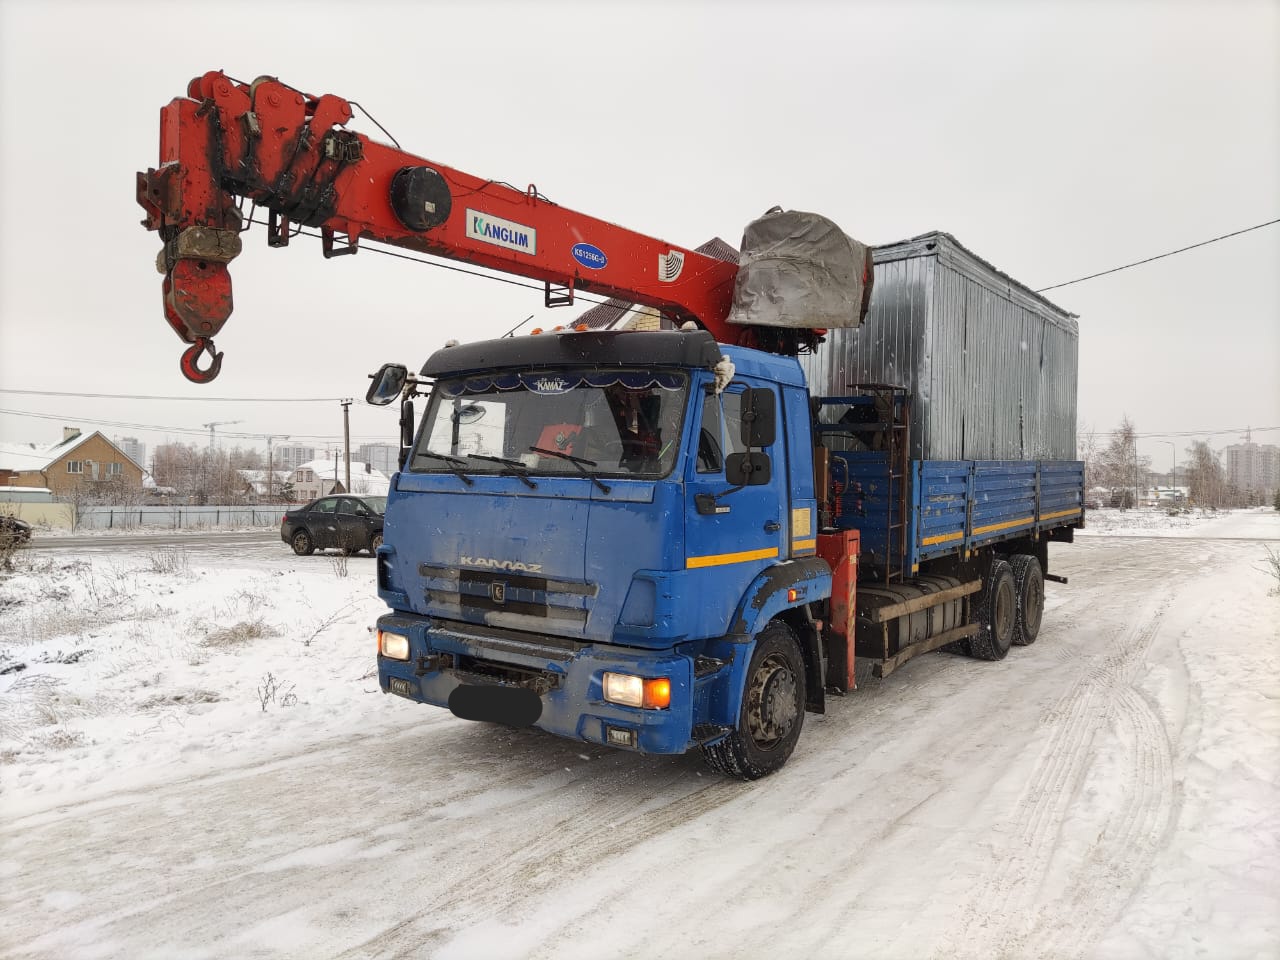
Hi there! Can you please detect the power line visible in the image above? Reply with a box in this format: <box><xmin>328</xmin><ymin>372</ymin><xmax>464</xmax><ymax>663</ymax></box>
<box><xmin>0</xmin><ymin>388</ymin><xmax>343</xmax><ymax>402</ymax></box>
<box><xmin>1036</xmin><ymin>218</ymin><xmax>1280</xmax><ymax>293</ymax></box>
<box><xmin>1087</xmin><ymin>426</ymin><xmax>1277</xmax><ymax>439</ymax></box>
<box><xmin>254</xmin><ymin>212</ymin><xmax>1279</xmax><ymax>303</ymax></box>
<box><xmin>0</xmin><ymin>407</ymin><xmax>394</xmax><ymax>444</ymax></box>
<box><xmin>4</xmin><ymin>399</ymin><xmax>1272</xmax><ymax>448</ymax></box>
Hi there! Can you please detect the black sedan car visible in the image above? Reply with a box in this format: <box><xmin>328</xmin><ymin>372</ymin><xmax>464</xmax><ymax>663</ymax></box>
<box><xmin>280</xmin><ymin>495</ymin><xmax>386</xmax><ymax>556</ymax></box>
<box><xmin>0</xmin><ymin>514</ymin><xmax>32</xmax><ymax>546</ymax></box>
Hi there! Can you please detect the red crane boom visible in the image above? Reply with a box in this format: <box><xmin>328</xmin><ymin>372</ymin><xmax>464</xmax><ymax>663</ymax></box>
<box><xmin>137</xmin><ymin>71</ymin><xmax>820</xmax><ymax>383</ymax></box>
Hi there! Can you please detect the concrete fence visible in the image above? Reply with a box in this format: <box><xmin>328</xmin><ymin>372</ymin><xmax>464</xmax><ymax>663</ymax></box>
<box><xmin>4</xmin><ymin>503</ymin><xmax>297</xmax><ymax>531</ymax></box>
<box><xmin>1</xmin><ymin>503</ymin><xmax>74</xmax><ymax>530</ymax></box>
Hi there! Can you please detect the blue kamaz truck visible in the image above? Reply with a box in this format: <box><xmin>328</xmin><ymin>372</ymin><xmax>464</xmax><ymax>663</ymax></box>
<box><xmin>368</xmin><ymin>234</ymin><xmax>1083</xmax><ymax>779</ymax></box>
<box><xmin>135</xmin><ymin>74</ymin><xmax>1082</xmax><ymax>778</ymax></box>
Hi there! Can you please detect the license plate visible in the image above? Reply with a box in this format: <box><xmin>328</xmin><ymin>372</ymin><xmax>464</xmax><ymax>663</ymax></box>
<box><xmin>389</xmin><ymin>677</ymin><xmax>415</xmax><ymax>697</ymax></box>
<box><xmin>448</xmin><ymin>684</ymin><xmax>542</xmax><ymax>727</ymax></box>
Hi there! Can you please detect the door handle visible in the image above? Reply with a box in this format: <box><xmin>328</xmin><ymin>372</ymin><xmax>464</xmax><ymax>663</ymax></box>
<box><xmin>764</xmin><ymin>521</ymin><xmax>781</xmax><ymax>533</ymax></box>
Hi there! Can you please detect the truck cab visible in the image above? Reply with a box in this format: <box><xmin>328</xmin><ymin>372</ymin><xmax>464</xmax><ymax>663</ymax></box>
<box><xmin>373</xmin><ymin>329</ymin><xmax>831</xmax><ymax>778</ymax></box>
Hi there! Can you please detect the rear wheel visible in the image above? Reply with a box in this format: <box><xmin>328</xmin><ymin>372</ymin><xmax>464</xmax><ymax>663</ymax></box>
<box><xmin>291</xmin><ymin>529</ymin><xmax>315</xmax><ymax>556</ymax></box>
<box><xmin>701</xmin><ymin>620</ymin><xmax>805</xmax><ymax>780</ymax></box>
<box><xmin>969</xmin><ymin>560</ymin><xmax>1016</xmax><ymax>661</ymax></box>
<box><xmin>1010</xmin><ymin>554</ymin><xmax>1044</xmax><ymax>645</ymax></box>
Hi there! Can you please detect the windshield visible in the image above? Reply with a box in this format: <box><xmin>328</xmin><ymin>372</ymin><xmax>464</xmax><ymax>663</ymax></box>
<box><xmin>361</xmin><ymin>496</ymin><xmax>388</xmax><ymax>514</ymax></box>
<box><xmin>410</xmin><ymin>369</ymin><xmax>689</xmax><ymax>479</ymax></box>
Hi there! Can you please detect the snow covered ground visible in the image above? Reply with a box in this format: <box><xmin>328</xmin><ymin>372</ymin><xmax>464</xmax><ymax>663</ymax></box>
<box><xmin>1078</xmin><ymin>504</ymin><xmax>1267</xmax><ymax>539</ymax></box>
<box><xmin>2</xmin><ymin>510</ymin><xmax>1278</xmax><ymax>959</ymax></box>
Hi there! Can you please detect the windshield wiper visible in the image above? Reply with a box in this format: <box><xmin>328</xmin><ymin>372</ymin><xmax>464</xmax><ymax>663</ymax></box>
<box><xmin>470</xmin><ymin>454</ymin><xmax>538</xmax><ymax>489</ymax></box>
<box><xmin>529</xmin><ymin>446</ymin><xmax>611</xmax><ymax>494</ymax></box>
<box><xmin>415</xmin><ymin>451</ymin><xmax>474</xmax><ymax>486</ymax></box>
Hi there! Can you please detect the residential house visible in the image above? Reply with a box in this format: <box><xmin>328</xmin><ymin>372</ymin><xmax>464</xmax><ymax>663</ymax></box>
<box><xmin>237</xmin><ymin>469</ymin><xmax>295</xmax><ymax>502</ymax></box>
<box><xmin>0</xmin><ymin>428</ymin><xmax>145</xmax><ymax>497</ymax></box>
<box><xmin>289</xmin><ymin>459</ymin><xmax>390</xmax><ymax>502</ymax></box>
<box><xmin>576</xmin><ymin>238</ymin><xmax>738</xmax><ymax>331</ymax></box>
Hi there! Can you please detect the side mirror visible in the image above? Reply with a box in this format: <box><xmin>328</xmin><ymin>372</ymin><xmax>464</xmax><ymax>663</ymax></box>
<box><xmin>366</xmin><ymin>363</ymin><xmax>408</xmax><ymax>406</ymax></box>
<box><xmin>726</xmin><ymin>452</ymin><xmax>772</xmax><ymax>486</ymax></box>
<box><xmin>740</xmin><ymin>387</ymin><xmax>776</xmax><ymax>447</ymax></box>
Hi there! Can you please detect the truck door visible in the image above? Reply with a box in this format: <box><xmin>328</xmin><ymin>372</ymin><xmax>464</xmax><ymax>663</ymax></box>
<box><xmin>683</xmin><ymin>381</ymin><xmax>787</xmax><ymax>637</ymax></box>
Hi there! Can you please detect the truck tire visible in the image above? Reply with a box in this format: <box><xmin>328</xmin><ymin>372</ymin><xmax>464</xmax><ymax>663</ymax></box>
<box><xmin>701</xmin><ymin>620</ymin><xmax>806</xmax><ymax>780</ymax></box>
<box><xmin>1009</xmin><ymin>554</ymin><xmax>1044</xmax><ymax>646</ymax></box>
<box><xmin>968</xmin><ymin>560</ymin><xmax>1016</xmax><ymax>661</ymax></box>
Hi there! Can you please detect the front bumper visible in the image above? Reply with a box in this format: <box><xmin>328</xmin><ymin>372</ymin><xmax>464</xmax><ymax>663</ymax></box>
<box><xmin>377</xmin><ymin>613</ymin><xmax>698</xmax><ymax>755</ymax></box>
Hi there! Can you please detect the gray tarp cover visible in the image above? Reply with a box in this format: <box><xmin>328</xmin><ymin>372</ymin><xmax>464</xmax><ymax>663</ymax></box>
<box><xmin>727</xmin><ymin>208</ymin><xmax>873</xmax><ymax>329</ymax></box>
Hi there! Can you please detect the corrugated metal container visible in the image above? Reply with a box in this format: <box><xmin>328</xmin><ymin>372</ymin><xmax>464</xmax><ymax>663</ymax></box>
<box><xmin>800</xmin><ymin>232</ymin><xmax>1078</xmax><ymax>460</ymax></box>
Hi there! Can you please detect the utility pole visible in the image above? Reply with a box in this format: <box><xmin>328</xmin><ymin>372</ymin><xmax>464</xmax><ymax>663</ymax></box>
<box><xmin>264</xmin><ymin>435</ymin><xmax>289</xmax><ymax>502</ymax></box>
<box><xmin>341</xmin><ymin>399</ymin><xmax>353</xmax><ymax>494</ymax></box>
<box><xmin>1159</xmin><ymin>440</ymin><xmax>1175</xmax><ymax>482</ymax></box>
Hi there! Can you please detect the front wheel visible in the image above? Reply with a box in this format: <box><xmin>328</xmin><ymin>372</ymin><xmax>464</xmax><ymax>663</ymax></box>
<box><xmin>368</xmin><ymin>533</ymin><xmax>383</xmax><ymax>554</ymax></box>
<box><xmin>701</xmin><ymin>620</ymin><xmax>806</xmax><ymax>780</ymax></box>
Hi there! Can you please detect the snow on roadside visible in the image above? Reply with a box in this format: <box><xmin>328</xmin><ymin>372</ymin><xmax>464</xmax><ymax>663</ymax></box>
<box><xmin>1080</xmin><ymin>504</ymin><xmax>1280</xmax><ymax>539</ymax></box>
<box><xmin>1080</xmin><ymin>505</ymin><xmax>1217</xmax><ymax>537</ymax></box>
<box><xmin>0</xmin><ymin>542</ymin><xmax>392</xmax><ymax>816</ymax></box>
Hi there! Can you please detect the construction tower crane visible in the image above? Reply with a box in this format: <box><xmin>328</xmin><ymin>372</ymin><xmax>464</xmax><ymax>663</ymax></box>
<box><xmin>202</xmin><ymin>420</ymin><xmax>244</xmax><ymax>449</ymax></box>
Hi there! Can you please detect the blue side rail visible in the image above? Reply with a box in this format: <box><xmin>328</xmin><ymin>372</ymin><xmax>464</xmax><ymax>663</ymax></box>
<box><xmin>913</xmin><ymin>460</ymin><xmax>1083</xmax><ymax>568</ymax></box>
<box><xmin>831</xmin><ymin>455</ymin><xmax>1084</xmax><ymax>572</ymax></box>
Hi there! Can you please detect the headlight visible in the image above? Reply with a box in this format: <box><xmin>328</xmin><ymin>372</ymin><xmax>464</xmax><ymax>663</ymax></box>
<box><xmin>378</xmin><ymin>630</ymin><xmax>410</xmax><ymax>661</ymax></box>
<box><xmin>603</xmin><ymin>672</ymin><xmax>671</xmax><ymax>709</ymax></box>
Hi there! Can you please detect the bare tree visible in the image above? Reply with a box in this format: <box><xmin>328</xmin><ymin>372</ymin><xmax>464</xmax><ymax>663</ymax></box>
<box><xmin>151</xmin><ymin>442</ymin><xmax>253</xmax><ymax>504</ymax></box>
<box><xmin>228</xmin><ymin>446</ymin><xmax>265</xmax><ymax>471</ymax></box>
<box><xmin>1097</xmin><ymin>416</ymin><xmax>1149</xmax><ymax>509</ymax></box>
<box><xmin>1078</xmin><ymin>424</ymin><xmax>1101</xmax><ymax>494</ymax></box>
<box><xmin>1185</xmin><ymin>440</ymin><xmax>1227</xmax><ymax>508</ymax></box>
<box><xmin>53</xmin><ymin>481</ymin><xmax>99</xmax><ymax>530</ymax></box>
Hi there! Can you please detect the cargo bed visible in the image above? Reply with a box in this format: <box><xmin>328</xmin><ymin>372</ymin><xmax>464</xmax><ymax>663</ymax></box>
<box><xmin>831</xmin><ymin>453</ymin><xmax>1084</xmax><ymax>574</ymax></box>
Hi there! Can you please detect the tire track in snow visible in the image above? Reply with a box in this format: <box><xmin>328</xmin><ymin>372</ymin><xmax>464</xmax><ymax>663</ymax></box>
<box><xmin>331</xmin><ymin>773</ymin><xmax>745</xmax><ymax>959</ymax></box>
<box><xmin>1</xmin><ymin>724</ymin><xmax>636</xmax><ymax>959</ymax></box>
<box><xmin>525</xmin><ymin>653</ymin><xmax>1084</xmax><ymax>960</ymax></box>
<box><xmin>1032</xmin><ymin>685</ymin><xmax>1175</xmax><ymax>958</ymax></box>
<box><xmin>335</xmin><ymin>652</ymin><xmax>1013</xmax><ymax>959</ymax></box>
<box><xmin>1026</xmin><ymin>541</ymin><xmax>1233</xmax><ymax>958</ymax></box>
<box><xmin>939</xmin><ymin>587</ymin><xmax>1173</xmax><ymax>960</ymax></box>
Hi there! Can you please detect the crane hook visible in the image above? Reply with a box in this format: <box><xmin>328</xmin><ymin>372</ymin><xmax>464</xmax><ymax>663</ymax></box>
<box><xmin>180</xmin><ymin>337</ymin><xmax>224</xmax><ymax>384</ymax></box>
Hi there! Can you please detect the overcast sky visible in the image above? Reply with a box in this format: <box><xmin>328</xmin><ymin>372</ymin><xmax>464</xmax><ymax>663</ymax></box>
<box><xmin>1</xmin><ymin>0</ymin><xmax>1276</xmax><ymax>472</ymax></box>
